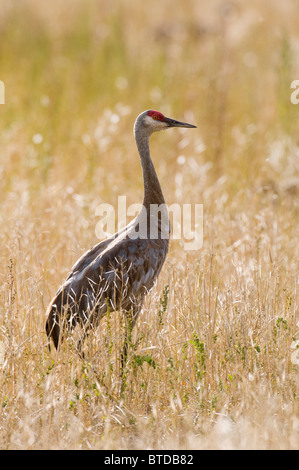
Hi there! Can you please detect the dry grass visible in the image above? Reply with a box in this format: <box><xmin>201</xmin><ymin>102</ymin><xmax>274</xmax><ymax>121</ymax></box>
<box><xmin>0</xmin><ymin>0</ymin><xmax>298</xmax><ymax>449</ymax></box>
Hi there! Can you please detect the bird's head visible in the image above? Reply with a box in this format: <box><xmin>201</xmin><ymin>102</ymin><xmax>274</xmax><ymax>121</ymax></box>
<box><xmin>134</xmin><ymin>109</ymin><xmax>197</xmax><ymax>136</ymax></box>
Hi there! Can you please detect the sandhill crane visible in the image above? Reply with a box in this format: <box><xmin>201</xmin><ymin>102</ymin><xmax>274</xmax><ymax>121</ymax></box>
<box><xmin>45</xmin><ymin>109</ymin><xmax>196</xmax><ymax>364</ymax></box>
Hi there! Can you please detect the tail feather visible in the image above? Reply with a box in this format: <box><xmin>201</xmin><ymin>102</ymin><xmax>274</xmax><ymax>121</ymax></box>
<box><xmin>45</xmin><ymin>284</ymin><xmax>77</xmax><ymax>350</ymax></box>
<box><xmin>45</xmin><ymin>303</ymin><xmax>61</xmax><ymax>350</ymax></box>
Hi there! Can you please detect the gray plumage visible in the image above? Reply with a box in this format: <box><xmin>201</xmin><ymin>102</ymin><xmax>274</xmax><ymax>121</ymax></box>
<box><xmin>45</xmin><ymin>110</ymin><xmax>196</xmax><ymax>354</ymax></box>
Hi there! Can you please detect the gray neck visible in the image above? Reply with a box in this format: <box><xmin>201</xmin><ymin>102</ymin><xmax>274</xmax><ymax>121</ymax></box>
<box><xmin>135</xmin><ymin>128</ymin><xmax>165</xmax><ymax>209</ymax></box>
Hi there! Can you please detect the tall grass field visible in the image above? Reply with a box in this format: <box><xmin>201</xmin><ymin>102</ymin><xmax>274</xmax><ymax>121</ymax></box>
<box><xmin>0</xmin><ymin>0</ymin><xmax>298</xmax><ymax>449</ymax></box>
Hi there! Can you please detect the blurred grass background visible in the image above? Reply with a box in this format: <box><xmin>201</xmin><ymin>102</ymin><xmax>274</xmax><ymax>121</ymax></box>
<box><xmin>0</xmin><ymin>0</ymin><xmax>298</xmax><ymax>449</ymax></box>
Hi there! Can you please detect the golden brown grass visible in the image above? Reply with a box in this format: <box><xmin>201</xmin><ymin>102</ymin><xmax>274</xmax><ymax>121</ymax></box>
<box><xmin>0</xmin><ymin>0</ymin><xmax>298</xmax><ymax>449</ymax></box>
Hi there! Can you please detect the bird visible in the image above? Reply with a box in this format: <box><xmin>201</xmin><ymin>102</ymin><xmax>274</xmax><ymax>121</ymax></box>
<box><xmin>45</xmin><ymin>109</ymin><xmax>196</xmax><ymax>365</ymax></box>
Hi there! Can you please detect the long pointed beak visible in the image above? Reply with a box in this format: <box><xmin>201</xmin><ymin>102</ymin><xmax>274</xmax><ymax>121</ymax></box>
<box><xmin>164</xmin><ymin>117</ymin><xmax>197</xmax><ymax>128</ymax></box>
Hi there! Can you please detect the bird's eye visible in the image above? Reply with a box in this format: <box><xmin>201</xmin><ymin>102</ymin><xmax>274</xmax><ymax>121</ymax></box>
<box><xmin>153</xmin><ymin>115</ymin><xmax>158</xmax><ymax>120</ymax></box>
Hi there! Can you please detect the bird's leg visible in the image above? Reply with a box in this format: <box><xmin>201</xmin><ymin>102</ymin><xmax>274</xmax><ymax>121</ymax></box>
<box><xmin>76</xmin><ymin>331</ymin><xmax>87</xmax><ymax>360</ymax></box>
<box><xmin>120</xmin><ymin>306</ymin><xmax>140</xmax><ymax>379</ymax></box>
<box><xmin>121</xmin><ymin>311</ymin><xmax>134</xmax><ymax>372</ymax></box>
<box><xmin>75</xmin><ymin>307</ymin><xmax>98</xmax><ymax>361</ymax></box>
